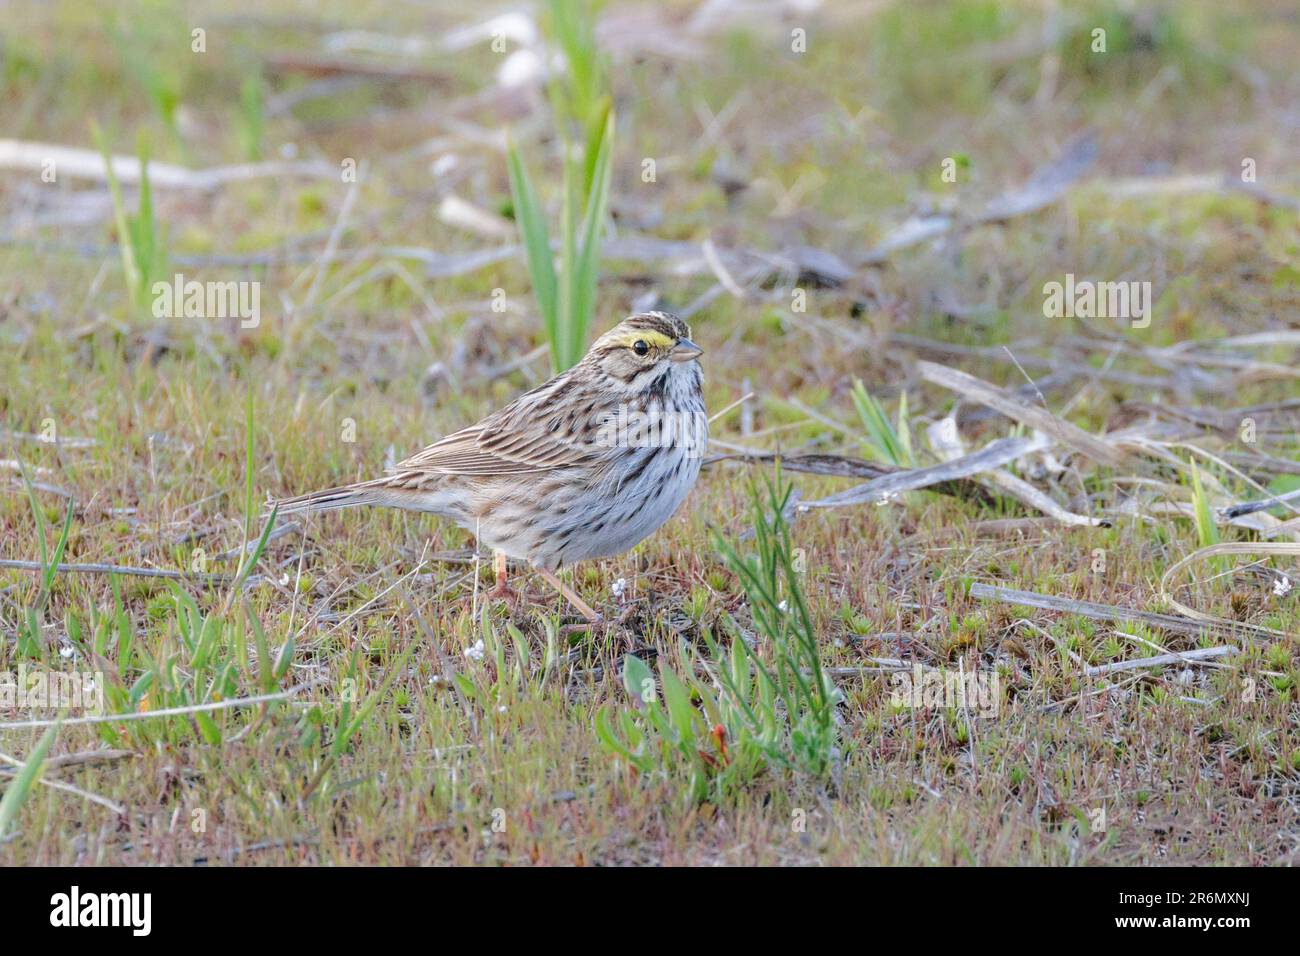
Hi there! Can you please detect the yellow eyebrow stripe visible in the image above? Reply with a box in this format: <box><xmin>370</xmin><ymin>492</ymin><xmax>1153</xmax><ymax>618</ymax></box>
<box><xmin>612</xmin><ymin>329</ymin><xmax>675</xmax><ymax>350</ymax></box>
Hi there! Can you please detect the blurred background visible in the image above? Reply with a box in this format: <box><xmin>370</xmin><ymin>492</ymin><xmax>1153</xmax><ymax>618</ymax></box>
<box><xmin>4</xmin><ymin>0</ymin><xmax>1297</xmax><ymax>384</ymax></box>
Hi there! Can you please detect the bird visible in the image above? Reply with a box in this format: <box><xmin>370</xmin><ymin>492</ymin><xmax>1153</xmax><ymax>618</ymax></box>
<box><xmin>272</xmin><ymin>311</ymin><xmax>707</xmax><ymax>624</ymax></box>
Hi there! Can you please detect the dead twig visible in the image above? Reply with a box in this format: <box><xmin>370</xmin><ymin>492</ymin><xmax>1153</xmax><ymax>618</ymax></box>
<box><xmin>1222</xmin><ymin>487</ymin><xmax>1300</xmax><ymax>520</ymax></box>
<box><xmin>798</xmin><ymin>434</ymin><xmax>1049</xmax><ymax>510</ymax></box>
<box><xmin>40</xmin><ymin>748</ymin><xmax>137</xmax><ymax>772</ymax></box>
<box><xmin>918</xmin><ymin>360</ymin><xmax>1127</xmax><ymax>467</ymax></box>
<box><xmin>0</xmin><ymin>138</ymin><xmax>334</xmax><ymax>189</ymax></box>
<box><xmin>0</xmin><ymin>686</ymin><xmax>314</xmax><ymax>730</ymax></box>
<box><xmin>970</xmin><ymin>582</ymin><xmax>1272</xmax><ymax>641</ymax></box>
<box><xmin>0</xmin><ymin>558</ymin><xmax>231</xmax><ymax>584</ymax></box>
<box><xmin>0</xmin><ymin>760</ymin><xmax>126</xmax><ymax>816</ymax></box>
<box><xmin>1083</xmin><ymin>645</ymin><xmax>1237</xmax><ymax>677</ymax></box>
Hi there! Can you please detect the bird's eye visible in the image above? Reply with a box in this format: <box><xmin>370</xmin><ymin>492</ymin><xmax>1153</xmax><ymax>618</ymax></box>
<box><xmin>632</xmin><ymin>339</ymin><xmax>650</xmax><ymax>356</ymax></box>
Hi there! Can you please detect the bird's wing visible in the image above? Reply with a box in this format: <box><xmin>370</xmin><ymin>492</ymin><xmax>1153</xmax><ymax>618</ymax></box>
<box><xmin>394</xmin><ymin>382</ymin><xmax>600</xmax><ymax>478</ymax></box>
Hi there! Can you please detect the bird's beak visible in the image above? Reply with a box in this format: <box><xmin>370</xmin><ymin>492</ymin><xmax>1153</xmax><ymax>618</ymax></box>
<box><xmin>671</xmin><ymin>338</ymin><xmax>704</xmax><ymax>362</ymax></box>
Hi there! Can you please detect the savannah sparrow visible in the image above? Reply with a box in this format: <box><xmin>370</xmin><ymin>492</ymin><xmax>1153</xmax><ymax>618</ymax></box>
<box><xmin>274</xmin><ymin>311</ymin><xmax>707</xmax><ymax>623</ymax></box>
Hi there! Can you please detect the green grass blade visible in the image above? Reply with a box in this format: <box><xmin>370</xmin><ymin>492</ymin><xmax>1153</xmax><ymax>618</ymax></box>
<box><xmin>0</xmin><ymin>723</ymin><xmax>59</xmax><ymax>837</ymax></box>
<box><xmin>506</xmin><ymin>139</ymin><xmax>558</xmax><ymax>353</ymax></box>
<box><xmin>659</xmin><ymin>663</ymin><xmax>697</xmax><ymax>745</ymax></box>
<box><xmin>19</xmin><ymin>462</ymin><xmax>50</xmax><ymax>576</ymax></box>
<box><xmin>224</xmin><ymin>506</ymin><xmax>278</xmax><ymax>618</ymax></box>
<box><xmin>557</xmin><ymin>149</ymin><xmax>579</xmax><ymax>369</ymax></box>
<box><xmin>622</xmin><ymin>653</ymin><xmax>654</xmax><ymax>704</ymax></box>
<box><xmin>1190</xmin><ymin>461</ymin><xmax>1220</xmax><ymax>548</ymax></box>
<box><xmin>851</xmin><ymin>378</ymin><xmax>910</xmax><ymax>466</ymax></box>
<box><xmin>594</xmin><ymin>705</ymin><xmax>635</xmax><ymax>761</ymax></box>
<box><xmin>273</xmin><ymin>632</ymin><xmax>295</xmax><ymax>680</ymax></box>
<box><xmin>44</xmin><ymin>498</ymin><xmax>75</xmax><ymax>596</ymax></box>
<box><xmin>244</xmin><ymin>386</ymin><xmax>256</xmax><ymax>545</ymax></box>
<box><xmin>580</xmin><ymin>94</ymin><xmax>611</xmax><ymax>198</ymax></box>
<box><xmin>194</xmin><ymin>710</ymin><xmax>222</xmax><ymax>745</ymax></box>
<box><xmin>247</xmin><ymin>602</ymin><xmax>273</xmax><ymax>691</ymax></box>
<box><xmin>572</xmin><ymin>110</ymin><xmax>614</xmax><ymax>367</ymax></box>
<box><xmin>129</xmin><ymin>135</ymin><xmax>157</xmax><ymax>301</ymax></box>
<box><xmin>18</xmin><ymin>462</ymin><xmax>74</xmax><ymax>610</ymax></box>
<box><xmin>92</xmin><ymin>121</ymin><xmax>141</xmax><ymax>309</ymax></box>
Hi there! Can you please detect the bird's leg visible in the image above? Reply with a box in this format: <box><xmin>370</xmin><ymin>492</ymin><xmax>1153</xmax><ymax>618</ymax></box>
<box><xmin>535</xmin><ymin>567</ymin><xmax>603</xmax><ymax>624</ymax></box>
<box><xmin>490</xmin><ymin>549</ymin><xmax>508</xmax><ymax>595</ymax></box>
<box><xmin>485</xmin><ymin>549</ymin><xmax>520</xmax><ymax>608</ymax></box>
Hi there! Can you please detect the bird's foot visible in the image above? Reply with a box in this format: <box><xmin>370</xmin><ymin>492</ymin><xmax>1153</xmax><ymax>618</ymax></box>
<box><xmin>484</xmin><ymin>578</ymin><xmax>523</xmax><ymax>610</ymax></box>
<box><xmin>456</xmin><ymin>548</ymin><xmax>531</xmax><ymax>617</ymax></box>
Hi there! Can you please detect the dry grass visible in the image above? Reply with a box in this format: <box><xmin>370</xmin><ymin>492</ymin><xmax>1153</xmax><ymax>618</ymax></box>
<box><xmin>1</xmin><ymin>0</ymin><xmax>1299</xmax><ymax>865</ymax></box>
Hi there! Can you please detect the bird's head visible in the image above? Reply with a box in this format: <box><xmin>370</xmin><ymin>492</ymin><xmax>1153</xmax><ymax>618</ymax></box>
<box><xmin>584</xmin><ymin>311</ymin><xmax>703</xmax><ymax>388</ymax></box>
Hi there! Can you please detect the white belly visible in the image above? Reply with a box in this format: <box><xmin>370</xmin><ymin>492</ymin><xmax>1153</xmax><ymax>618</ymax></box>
<box><xmin>473</xmin><ymin>406</ymin><xmax>706</xmax><ymax>570</ymax></box>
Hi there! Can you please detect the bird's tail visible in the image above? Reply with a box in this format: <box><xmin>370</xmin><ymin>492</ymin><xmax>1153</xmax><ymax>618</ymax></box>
<box><xmin>269</xmin><ymin>478</ymin><xmax>391</xmax><ymax>518</ymax></box>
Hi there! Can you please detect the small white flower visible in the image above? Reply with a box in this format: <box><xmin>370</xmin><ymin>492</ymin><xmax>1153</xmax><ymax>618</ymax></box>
<box><xmin>611</xmin><ymin>577</ymin><xmax>628</xmax><ymax>601</ymax></box>
<box><xmin>1273</xmin><ymin>575</ymin><xmax>1292</xmax><ymax>598</ymax></box>
<box><xmin>59</xmin><ymin>645</ymin><xmax>74</xmax><ymax>659</ymax></box>
<box><xmin>464</xmin><ymin>640</ymin><xmax>485</xmax><ymax>661</ymax></box>
<box><xmin>778</xmin><ymin>600</ymin><xmax>789</xmax><ymax>613</ymax></box>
